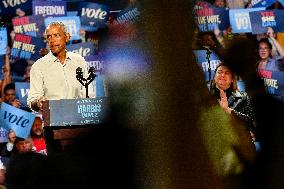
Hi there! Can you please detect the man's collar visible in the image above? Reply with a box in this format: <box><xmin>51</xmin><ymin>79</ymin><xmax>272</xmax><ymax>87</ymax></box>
<box><xmin>47</xmin><ymin>50</ymin><xmax>71</xmax><ymax>63</ymax></box>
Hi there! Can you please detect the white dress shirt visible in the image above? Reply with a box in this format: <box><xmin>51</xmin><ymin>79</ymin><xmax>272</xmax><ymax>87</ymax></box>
<box><xmin>27</xmin><ymin>51</ymin><xmax>96</xmax><ymax>108</ymax></box>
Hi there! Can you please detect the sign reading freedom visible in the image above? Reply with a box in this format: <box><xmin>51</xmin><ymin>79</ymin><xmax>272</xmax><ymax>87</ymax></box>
<box><xmin>193</xmin><ymin>50</ymin><xmax>221</xmax><ymax>82</ymax></box>
<box><xmin>32</xmin><ymin>0</ymin><xmax>67</xmax><ymax>17</ymax></box>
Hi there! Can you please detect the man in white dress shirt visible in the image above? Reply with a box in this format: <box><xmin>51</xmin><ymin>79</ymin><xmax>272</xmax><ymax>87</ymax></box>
<box><xmin>28</xmin><ymin>22</ymin><xmax>95</xmax><ymax>112</ymax></box>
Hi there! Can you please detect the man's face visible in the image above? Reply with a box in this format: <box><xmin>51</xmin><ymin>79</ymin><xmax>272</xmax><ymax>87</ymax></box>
<box><xmin>45</xmin><ymin>25</ymin><xmax>69</xmax><ymax>55</ymax></box>
<box><xmin>4</xmin><ymin>89</ymin><xmax>16</xmax><ymax>104</ymax></box>
<box><xmin>214</xmin><ymin>0</ymin><xmax>225</xmax><ymax>7</ymax></box>
<box><xmin>16</xmin><ymin>140</ymin><xmax>32</xmax><ymax>153</ymax></box>
<box><xmin>202</xmin><ymin>34</ymin><xmax>216</xmax><ymax>48</ymax></box>
<box><xmin>31</xmin><ymin>118</ymin><xmax>43</xmax><ymax>137</ymax></box>
<box><xmin>259</xmin><ymin>42</ymin><xmax>271</xmax><ymax>60</ymax></box>
<box><xmin>214</xmin><ymin>66</ymin><xmax>234</xmax><ymax>91</ymax></box>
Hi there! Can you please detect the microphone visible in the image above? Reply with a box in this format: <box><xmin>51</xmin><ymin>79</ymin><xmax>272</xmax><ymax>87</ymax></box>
<box><xmin>76</xmin><ymin>67</ymin><xmax>97</xmax><ymax>98</ymax></box>
<box><xmin>76</xmin><ymin>67</ymin><xmax>86</xmax><ymax>86</ymax></box>
<box><xmin>204</xmin><ymin>46</ymin><xmax>212</xmax><ymax>55</ymax></box>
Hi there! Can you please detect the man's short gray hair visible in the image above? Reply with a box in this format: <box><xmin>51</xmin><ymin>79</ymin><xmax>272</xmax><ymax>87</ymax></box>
<box><xmin>44</xmin><ymin>22</ymin><xmax>68</xmax><ymax>37</ymax></box>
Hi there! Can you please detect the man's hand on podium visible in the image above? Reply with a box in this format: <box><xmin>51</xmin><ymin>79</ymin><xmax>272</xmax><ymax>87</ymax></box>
<box><xmin>31</xmin><ymin>96</ymin><xmax>46</xmax><ymax>112</ymax></box>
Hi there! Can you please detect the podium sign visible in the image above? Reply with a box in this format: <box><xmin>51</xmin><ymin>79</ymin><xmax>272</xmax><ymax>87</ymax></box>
<box><xmin>43</xmin><ymin>97</ymin><xmax>108</xmax><ymax>126</ymax></box>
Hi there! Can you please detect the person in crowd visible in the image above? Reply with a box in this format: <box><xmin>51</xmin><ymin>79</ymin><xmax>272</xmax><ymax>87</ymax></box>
<box><xmin>15</xmin><ymin>8</ymin><xmax>25</xmax><ymax>18</ymax></box>
<box><xmin>213</xmin><ymin>0</ymin><xmax>227</xmax><ymax>8</ymax></box>
<box><xmin>22</xmin><ymin>64</ymin><xmax>32</xmax><ymax>82</ymax></box>
<box><xmin>257</xmin><ymin>27</ymin><xmax>284</xmax><ymax>102</ymax></box>
<box><xmin>2</xmin><ymin>83</ymin><xmax>21</xmax><ymax>108</ymax></box>
<box><xmin>27</xmin><ymin>22</ymin><xmax>95</xmax><ymax>112</ymax></box>
<box><xmin>221</xmin><ymin>36</ymin><xmax>284</xmax><ymax>189</ymax></box>
<box><xmin>257</xmin><ymin>28</ymin><xmax>284</xmax><ymax>71</ymax></box>
<box><xmin>0</xmin><ymin>130</ymin><xmax>16</xmax><ymax>158</ymax></box>
<box><xmin>14</xmin><ymin>138</ymin><xmax>33</xmax><ymax>154</ymax></box>
<box><xmin>210</xmin><ymin>63</ymin><xmax>255</xmax><ymax>132</ymax></box>
<box><xmin>30</xmin><ymin>117</ymin><xmax>47</xmax><ymax>155</ymax></box>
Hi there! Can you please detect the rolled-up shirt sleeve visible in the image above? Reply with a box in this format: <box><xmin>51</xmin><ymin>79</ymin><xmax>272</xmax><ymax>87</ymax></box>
<box><xmin>27</xmin><ymin>64</ymin><xmax>45</xmax><ymax>108</ymax></box>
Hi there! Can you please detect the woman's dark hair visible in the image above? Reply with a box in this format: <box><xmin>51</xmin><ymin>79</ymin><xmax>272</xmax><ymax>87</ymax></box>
<box><xmin>210</xmin><ymin>63</ymin><xmax>239</xmax><ymax>91</ymax></box>
<box><xmin>258</xmin><ymin>38</ymin><xmax>272</xmax><ymax>50</ymax></box>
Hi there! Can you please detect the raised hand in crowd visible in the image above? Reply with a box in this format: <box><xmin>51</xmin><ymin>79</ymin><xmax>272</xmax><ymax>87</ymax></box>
<box><xmin>39</xmin><ymin>48</ymin><xmax>49</xmax><ymax>57</ymax></box>
<box><xmin>266</xmin><ymin>27</ymin><xmax>284</xmax><ymax>59</ymax></box>
<box><xmin>30</xmin><ymin>96</ymin><xmax>46</xmax><ymax>112</ymax></box>
<box><xmin>214</xmin><ymin>27</ymin><xmax>226</xmax><ymax>48</ymax></box>
<box><xmin>8</xmin><ymin>130</ymin><xmax>16</xmax><ymax>145</ymax></box>
<box><xmin>218</xmin><ymin>89</ymin><xmax>232</xmax><ymax>114</ymax></box>
<box><xmin>2</xmin><ymin>47</ymin><xmax>12</xmax><ymax>83</ymax></box>
<box><xmin>10</xmin><ymin>99</ymin><xmax>21</xmax><ymax>108</ymax></box>
<box><xmin>2</xmin><ymin>83</ymin><xmax>21</xmax><ymax>108</ymax></box>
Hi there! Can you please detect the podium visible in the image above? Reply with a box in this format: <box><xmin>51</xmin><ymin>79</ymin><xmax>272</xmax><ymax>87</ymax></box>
<box><xmin>42</xmin><ymin>97</ymin><xmax>109</xmax><ymax>153</ymax></box>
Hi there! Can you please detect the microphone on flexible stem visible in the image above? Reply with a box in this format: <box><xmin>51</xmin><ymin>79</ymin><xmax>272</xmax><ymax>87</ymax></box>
<box><xmin>204</xmin><ymin>46</ymin><xmax>212</xmax><ymax>56</ymax></box>
<box><xmin>76</xmin><ymin>67</ymin><xmax>97</xmax><ymax>98</ymax></box>
<box><xmin>204</xmin><ymin>47</ymin><xmax>212</xmax><ymax>87</ymax></box>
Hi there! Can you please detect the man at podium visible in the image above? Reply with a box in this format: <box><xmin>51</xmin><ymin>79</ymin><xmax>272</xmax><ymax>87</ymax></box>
<box><xmin>27</xmin><ymin>22</ymin><xmax>95</xmax><ymax>112</ymax></box>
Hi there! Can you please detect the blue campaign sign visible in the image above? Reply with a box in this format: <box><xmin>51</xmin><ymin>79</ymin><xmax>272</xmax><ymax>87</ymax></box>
<box><xmin>258</xmin><ymin>69</ymin><xmax>284</xmax><ymax>96</ymax></box>
<box><xmin>10</xmin><ymin>34</ymin><xmax>45</xmax><ymax>61</ymax></box>
<box><xmin>250</xmin><ymin>10</ymin><xmax>284</xmax><ymax>34</ymax></box>
<box><xmin>0</xmin><ymin>0</ymin><xmax>32</xmax><ymax>18</ymax></box>
<box><xmin>114</xmin><ymin>4</ymin><xmax>140</xmax><ymax>25</ymax></box>
<box><xmin>78</xmin><ymin>2</ymin><xmax>110</xmax><ymax>32</ymax></box>
<box><xmin>195</xmin><ymin>7</ymin><xmax>229</xmax><ymax>32</ymax></box>
<box><xmin>12</xmin><ymin>15</ymin><xmax>45</xmax><ymax>37</ymax></box>
<box><xmin>0</xmin><ymin>103</ymin><xmax>35</xmax><ymax>139</ymax></box>
<box><xmin>67</xmin><ymin>11</ymin><xmax>78</xmax><ymax>16</ymax></box>
<box><xmin>44</xmin><ymin>16</ymin><xmax>81</xmax><ymax>41</ymax></box>
<box><xmin>33</xmin><ymin>0</ymin><xmax>66</xmax><ymax>17</ymax></box>
<box><xmin>67</xmin><ymin>42</ymin><xmax>96</xmax><ymax>57</ymax></box>
<box><xmin>270</xmin><ymin>71</ymin><xmax>284</xmax><ymax>96</ymax></box>
<box><xmin>0</xmin><ymin>56</ymin><xmax>4</xmax><ymax>80</ymax></box>
<box><xmin>0</xmin><ymin>27</ymin><xmax>7</xmax><ymax>55</ymax></box>
<box><xmin>15</xmin><ymin>82</ymin><xmax>30</xmax><ymax>108</ymax></box>
<box><xmin>274</xmin><ymin>10</ymin><xmax>284</xmax><ymax>32</ymax></box>
<box><xmin>251</xmin><ymin>0</ymin><xmax>275</xmax><ymax>8</ymax></box>
<box><xmin>85</xmin><ymin>55</ymin><xmax>106</xmax><ymax>97</ymax></box>
<box><xmin>0</xmin><ymin>127</ymin><xmax>8</xmax><ymax>143</ymax></box>
<box><xmin>193</xmin><ymin>50</ymin><xmax>221</xmax><ymax>82</ymax></box>
<box><xmin>230</xmin><ymin>8</ymin><xmax>265</xmax><ymax>33</ymax></box>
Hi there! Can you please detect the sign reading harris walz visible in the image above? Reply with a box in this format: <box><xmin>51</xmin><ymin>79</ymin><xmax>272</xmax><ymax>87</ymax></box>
<box><xmin>78</xmin><ymin>2</ymin><xmax>110</xmax><ymax>32</ymax></box>
<box><xmin>195</xmin><ymin>7</ymin><xmax>229</xmax><ymax>32</ymax></box>
<box><xmin>32</xmin><ymin>0</ymin><xmax>67</xmax><ymax>17</ymax></box>
<box><xmin>250</xmin><ymin>9</ymin><xmax>284</xmax><ymax>34</ymax></box>
<box><xmin>12</xmin><ymin>15</ymin><xmax>45</xmax><ymax>37</ymax></box>
<box><xmin>43</xmin><ymin>97</ymin><xmax>109</xmax><ymax>126</ymax></box>
<box><xmin>10</xmin><ymin>33</ymin><xmax>45</xmax><ymax>61</ymax></box>
<box><xmin>114</xmin><ymin>3</ymin><xmax>140</xmax><ymax>25</ymax></box>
